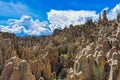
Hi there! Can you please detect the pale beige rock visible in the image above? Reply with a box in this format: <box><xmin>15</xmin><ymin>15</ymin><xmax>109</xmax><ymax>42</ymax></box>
<box><xmin>1</xmin><ymin>57</ymin><xmax>35</xmax><ymax>80</ymax></box>
<box><xmin>1</xmin><ymin>62</ymin><xmax>14</xmax><ymax>80</ymax></box>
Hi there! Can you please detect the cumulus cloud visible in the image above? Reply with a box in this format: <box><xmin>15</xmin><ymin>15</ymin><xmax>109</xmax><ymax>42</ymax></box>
<box><xmin>47</xmin><ymin>3</ymin><xmax>120</xmax><ymax>31</ymax></box>
<box><xmin>0</xmin><ymin>2</ymin><xmax>120</xmax><ymax>36</ymax></box>
<box><xmin>0</xmin><ymin>15</ymin><xmax>52</xmax><ymax>36</ymax></box>
<box><xmin>47</xmin><ymin>9</ymin><xmax>98</xmax><ymax>31</ymax></box>
<box><xmin>108</xmin><ymin>3</ymin><xmax>120</xmax><ymax>20</ymax></box>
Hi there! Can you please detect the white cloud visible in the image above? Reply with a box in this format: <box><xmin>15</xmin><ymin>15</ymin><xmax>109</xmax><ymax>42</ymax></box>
<box><xmin>47</xmin><ymin>9</ymin><xmax>98</xmax><ymax>31</ymax></box>
<box><xmin>0</xmin><ymin>3</ymin><xmax>120</xmax><ymax>36</ymax></box>
<box><xmin>0</xmin><ymin>1</ymin><xmax>39</xmax><ymax>18</ymax></box>
<box><xmin>47</xmin><ymin>3</ymin><xmax>120</xmax><ymax>31</ymax></box>
<box><xmin>0</xmin><ymin>15</ymin><xmax>52</xmax><ymax>36</ymax></box>
<box><xmin>108</xmin><ymin>3</ymin><xmax>120</xmax><ymax>20</ymax></box>
<box><xmin>103</xmin><ymin>7</ymin><xmax>109</xmax><ymax>11</ymax></box>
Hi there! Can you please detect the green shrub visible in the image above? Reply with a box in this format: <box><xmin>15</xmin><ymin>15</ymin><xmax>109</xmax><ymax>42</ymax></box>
<box><xmin>35</xmin><ymin>54</ymin><xmax>40</xmax><ymax>60</ymax></box>
<box><xmin>66</xmin><ymin>52</ymin><xmax>72</xmax><ymax>59</ymax></box>
<box><xmin>95</xmin><ymin>65</ymin><xmax>100</xmax><ymax>79</ymax></box>
<box><xmin>60</xmin><ymin>52</ymin><xmax>72</xmax><ymax>59</ymax></box>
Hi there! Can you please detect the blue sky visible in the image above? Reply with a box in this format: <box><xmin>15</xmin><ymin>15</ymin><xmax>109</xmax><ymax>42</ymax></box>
<box><xmin>0</xmin><ymin>0</ymin><xmax>120</xmax><ymax>36</ymax></box>
<box><xmin>1</xmin><ymin>0</ymin><xmax>120</xmax><ymax>20</ymax></box>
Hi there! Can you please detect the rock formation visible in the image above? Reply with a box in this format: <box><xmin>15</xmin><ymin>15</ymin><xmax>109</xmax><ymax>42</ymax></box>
<box><xmin>0</xmin><ymin>11</ymin><xmax>120</xmax><ymax>80</ymax></box>
<box><xmin>117</xmin><ymin>13</ymin><xmax>120</xmax><ymax>23</ymax></box>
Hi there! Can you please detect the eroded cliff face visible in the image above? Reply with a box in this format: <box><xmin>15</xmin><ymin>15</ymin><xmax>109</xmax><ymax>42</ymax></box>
<box><xmin>0</xmin><ymin>11</ymin><xmax>120</xmax><ymax>80</ymax></box>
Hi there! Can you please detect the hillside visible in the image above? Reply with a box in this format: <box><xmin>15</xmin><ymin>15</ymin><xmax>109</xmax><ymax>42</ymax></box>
<box><xmin>0</xmin><ymin>10</ymin><xmax>120</xmax><ymax>80</ymax></box>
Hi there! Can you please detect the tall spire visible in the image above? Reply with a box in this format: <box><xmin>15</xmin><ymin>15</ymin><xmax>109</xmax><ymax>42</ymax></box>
<box><xmin>101</xmin><ymin>10</ymin><xmax>108</xmax><ymax>25</ymax></box>
<box><xmin>99</xmin><ymin>13</ymin><xmax>101</xmax><ymax>21</ymax></box>
<box><xmin>98</xmin><ymin>13</ymin><xmax>102</xmax><ymax>24</ymax></box>
<box><xmin>117</xmin><ymin>13</ymin><xmax>120</xmax><ymax>23</ymax></box>
<box><xmin>103</xmin><ymin>10</ymin><xmax>108</xmax><ymax>21</ymax></box>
